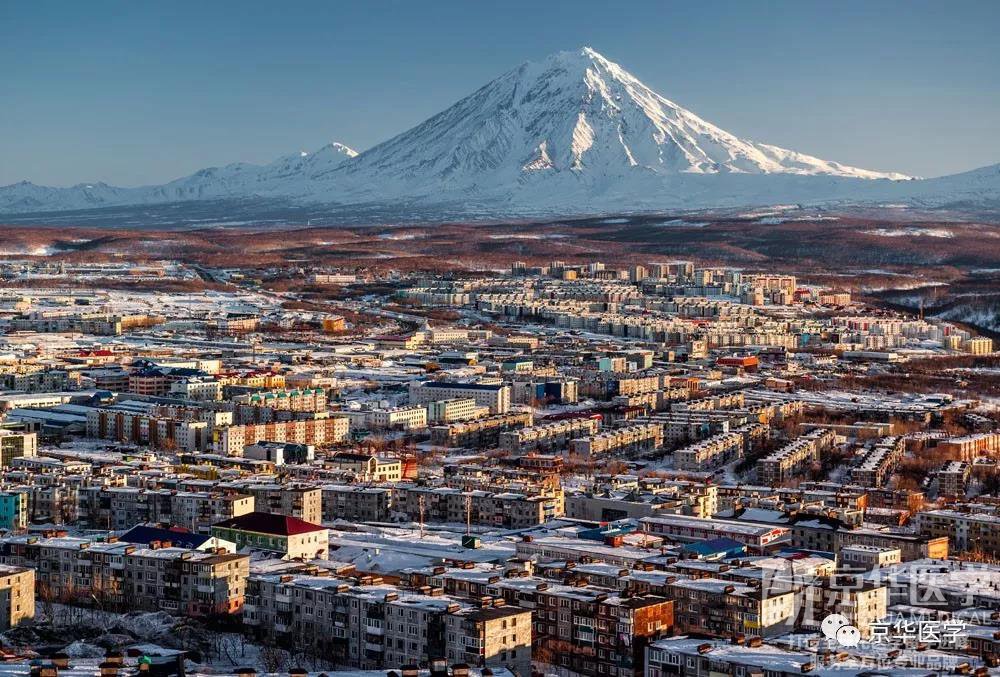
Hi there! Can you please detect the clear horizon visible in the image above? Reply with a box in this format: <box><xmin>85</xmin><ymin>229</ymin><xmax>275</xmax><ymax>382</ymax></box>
<box><xmin>2</xmin><ymin>0</ymin><xmax>999</xmax><ymax>187</ymax></box>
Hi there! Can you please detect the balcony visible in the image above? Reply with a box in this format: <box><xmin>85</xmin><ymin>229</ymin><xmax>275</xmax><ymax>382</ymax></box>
<box><xmin>275</xmin><ymin>592</ymin><xmax>292</xmax><ymax>604</ymax></box>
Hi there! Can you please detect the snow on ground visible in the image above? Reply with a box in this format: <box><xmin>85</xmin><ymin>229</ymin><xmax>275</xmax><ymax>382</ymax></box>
<box><xmin>863</xmin><ymin>227</ymin><xmax>955</xmax><ymax>238</ymax></box>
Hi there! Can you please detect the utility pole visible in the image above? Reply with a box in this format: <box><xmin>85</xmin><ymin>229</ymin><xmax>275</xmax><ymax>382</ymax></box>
<box><xmin>418</xmin><ymin>495</ymin><xmax>425</xmax><ymax>539</ymax></box>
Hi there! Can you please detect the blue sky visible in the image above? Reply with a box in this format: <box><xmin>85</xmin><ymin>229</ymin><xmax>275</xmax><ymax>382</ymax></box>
<box><xmin>2</xmin><ymin>0</ymin><xmax>998</xmax><ymax>186</ymax></box>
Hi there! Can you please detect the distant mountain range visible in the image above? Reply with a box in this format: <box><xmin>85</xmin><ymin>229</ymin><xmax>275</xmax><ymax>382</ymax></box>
<box><xmin>3</xmin><ymin>47</ymin><xmax>999</xmax><ymax>220</ymax></box>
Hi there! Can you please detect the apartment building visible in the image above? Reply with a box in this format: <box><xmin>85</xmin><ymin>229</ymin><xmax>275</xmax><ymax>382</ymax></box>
<box><xmin>850</xmin><ymin>437</ymin><xmax>903</xmax><ymax>487</ymax></box>
<box><xmin>839</xmin><ymin>544</ymin><xmax>901</xmax><ymax>571</ymax></box>
<box><xmin>673</xmin><ymin>431</ymin><xmax>744</xmax><ymax>472</ymax></box>
<box><xmin>310</xmin><ymin>273</ymin><xmax>357</xmax><ymax>285</ymax></box>
<box><xmin>664</xmin><ymin>577</ymin><xmax>795</xmax><ymax>638</ymax></box>
<box><xmin>916</xmin><ymin>509</ymin><xmax>1000</xmax><ymax>557</ymax></box>
<box><xmin>11</xmin><ymin>311</ymin><xmax>158</xmax><ymax>336</ymax></box>
<box><xmin>169</xmin><ymin>376</ymin><xmax>222</xmax><ymax>401</ymax></box>
<box><xmin>935</xmin><ymin>432</ymin><xmax>1000</xmax><ymax>460</ymax></box>
<box><xmin>0</xmin><ymin>565</ymin><xmax>33</xmax><ymax>630</ymax></box>
<box><xmin>79</xmin><ymin>486</ymin><xmax>255</xmax><ymax>533</ymax></box>
<box><xmin>0</xmin><ymin>492</ymin><xmax>27</xmax><ymax>531</ymax></box>
<box><xmin>244</xmin><ymin>484</ymin><xmax>322</xmax><ymax>524</ymax></box>
<box><xmin>0</xmin><ymin>535</ymin><xmax>248</xmax><ymax>617</ymax></box>
<box><xmin>963</xmin><ymin>337</ymin><xmax>994</xmax><ymax>355</ymax></box>
<box><xmin>801</xmin><ymin>578</ymin><xmax>888</xmax><ymax>638</ymax></box>
<box><xmin>214</xmin><ymin>314</ymin><xmax>259</xmax><ymax>334</ymax></box>
<box><xmin>391</xmin><ymin>484</ymin><xmax>562</xmax><ymax>529</ymax></box>
<box><xmin>936</xmin><ymin>460</ymin><xmax>971</xmax><ymax>498</ymax></box>
<box><xmin>167</xmin><ymin>490</ymin><xmax>255</xmax><ymax>533</ymax></box>
<box><xmin>498</xmin><ymin>418</ymin><xmax>601</xmax><ymax>455</ymax></box>
<box><xmin>569</xmin><ymin>423</ymin><xmax>663</xmax><ymax>459</ymax></box>
<box><xmin>430</xmin><ymin>411</ymin><xmax>533</xmax><ymax>448</ymax></box>
<box><xmin>410</xmin><ymin>381</ymin><xmax>512</xmax><ymax>415</ymax></box>
<box><xmin>443</xmin><ymin>603</ymin><xmax>532</xmax><ymax>674</ymax></box>
<box><xmin>0</xmin><ymin>430</ymin><xmax>37</xmax><ymax>467</ymax></box>
<box><xmin>0</xmin><ymin>369</ymin><xmax>70</xmax><ymax>393</ymax></box>
<box><xmin>485</xmin><ymin>577</ymin><xmax>673</xmax><ymax>677</ymax></box>
<box><xmin>835</xmin><ymin>527</ymin><xmax>949</xmax><ymax>561</ymax></box>
<box><xmin>234</xmin><ymin>387</ymin><xmax>328</xmax><ymax>412</ymax></box>
<box><xmin>244</xmin><ymin>574</ymin><xmax>532</xmax><ymax>673</ymax></box>
<box><xmin>86</xmin><ymin>406</ymin><xmax>215</xmax><ymax>452</ymax></box>
<box><xmin>366</xmin><ymin>405</ymin><xmax>429</xmax><ymax>431</ymax></box>
<box><xmin>216</xmin><ymin>415</ymin><xmax>349</xmax><ymax>456</ymax></box>
<box><xmin>321</xmin><ymin>485</ymin><xmax>393</xmax><ymax>523</ymax></box>
<box><xmin>756</xmin><ymin>429</ymin><xmax>836</xmax><ymax>486</ymax></box>
<box><xmin>578</xmin><ymin>372</ymin><xmax>661</xmax><ymax>400</ymax></box>
<box><xmin>426</xmin><ymin>397</ymin><xmax>481</xmax><ymax>423</ymax></box>
<box><xmin>17</xmin><ymin>482</ymin><xmax>79</xmax><ymax>525</ymax></box>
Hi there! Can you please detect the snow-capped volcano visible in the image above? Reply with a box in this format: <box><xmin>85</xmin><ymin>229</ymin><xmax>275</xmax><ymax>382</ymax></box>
<box><xmin>329</xmin><ymin>46</ymin><xmax>907</xmax><ymax>198</ymax></box>
<box><xmin>2</xmin><ymin>47</ymin><xmax>997</xmax><ymax>219</ymax></box>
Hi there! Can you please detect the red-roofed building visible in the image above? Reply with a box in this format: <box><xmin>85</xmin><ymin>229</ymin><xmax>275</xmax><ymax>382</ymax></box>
<box><xmin>210</xmin><ymin>511</ymin><xmax>329</xmax><ymax>560</ymax></box>
<box><xmin>716</xmin><ymin>355</ymin><xmax>759</xmax><ymax>372</ymax></box>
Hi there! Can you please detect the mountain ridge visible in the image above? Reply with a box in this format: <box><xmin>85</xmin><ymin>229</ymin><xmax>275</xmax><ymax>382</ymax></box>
<box><xmin>2</xmin><ymin>47</ymin><xmax>997</xmax><ymax>218</ymax></box>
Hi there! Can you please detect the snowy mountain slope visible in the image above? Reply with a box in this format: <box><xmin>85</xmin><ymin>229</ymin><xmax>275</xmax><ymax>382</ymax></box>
<box><xmin>889</xmin><ymin>163</ymin><xmax>1000</xmax><ymax>206</ymax></box>
<box><xmin>0</xmin><ymin>47</ymin><xmax>997</xmax><ymax>218</ymax></box>
<box><xmin>0</xmin><ymin>142</ymin><xmax>358</xmax><ymax>213</ymax></box>
<box><xmin>311</xmin><ymin>47</ymin><xmax>910</xmax><ymax>206</ymax></box>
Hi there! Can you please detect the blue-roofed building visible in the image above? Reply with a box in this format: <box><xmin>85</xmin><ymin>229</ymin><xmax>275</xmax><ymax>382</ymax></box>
<box><xmin>680</xmin><ymin>537</ymin><xmax>746</xmax><ymax>560</ymax></box>
<box><xmin>120</xmin><ymin>525</ymin><xmax>236</xmax><ymax>552</ymax></box>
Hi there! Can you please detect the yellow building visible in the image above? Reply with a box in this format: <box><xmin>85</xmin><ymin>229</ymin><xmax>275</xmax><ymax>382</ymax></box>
<box><xmin>963</xmin><ymin>336</ymin><xmax>994</xmax><ymax>355</ymax></box>
<box><xmin>0</xmin><ymin>565</ymin><xmax>34</xmax><ymax>630</ymax></box>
